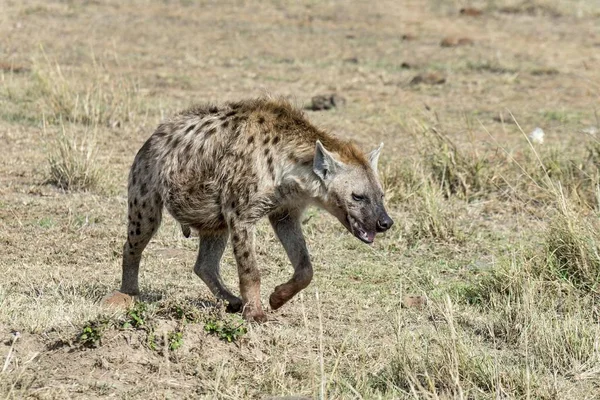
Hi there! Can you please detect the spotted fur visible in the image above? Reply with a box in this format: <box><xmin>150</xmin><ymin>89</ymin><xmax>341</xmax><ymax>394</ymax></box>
<box><xmin>120</xmin><ymin>98</ymin><xmax>392</xmax><ymax>322</ymax></box>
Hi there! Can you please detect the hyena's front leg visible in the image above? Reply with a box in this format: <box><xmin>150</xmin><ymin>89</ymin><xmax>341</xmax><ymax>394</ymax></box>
<box><xmin>268</xmin><ymin>209</ymin><xmax>313</xmax><ymax>310</ymax></box>
<box><xmin>230</xmin><ymin>223</ymin><xmax>266</xmax><ymax>322</ymax></box>
<box><xmin>194</xmin><ymin>233</ymin><xmax>243</xmax><ymax>313</ymax></box>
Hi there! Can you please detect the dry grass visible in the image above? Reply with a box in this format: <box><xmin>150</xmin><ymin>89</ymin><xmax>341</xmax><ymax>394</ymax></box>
<box><xmin>46</xmin><ymin>123</ymin><xmax>101</xmax><ymax>191</ymax></box>
<box><xmin>2</xmin><ymin>0</ymin><xmax>600</xmax><ymax>398</ymax></box>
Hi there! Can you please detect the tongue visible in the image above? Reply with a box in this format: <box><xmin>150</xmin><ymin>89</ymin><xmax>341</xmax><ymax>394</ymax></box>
<box><xmin>366</xmin><ymin>232</ymin><xmax>376</xmax><ymax>243</ymax></box>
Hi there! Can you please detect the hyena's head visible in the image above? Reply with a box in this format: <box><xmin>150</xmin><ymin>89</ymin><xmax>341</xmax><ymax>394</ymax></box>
<box><xmin>313</xmin><ymin>140</ymin><xmax>394</xmax><ymax>244</ymax></box>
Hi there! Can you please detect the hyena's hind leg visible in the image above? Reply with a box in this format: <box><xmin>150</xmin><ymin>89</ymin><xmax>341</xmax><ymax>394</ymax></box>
<box><xmin>268</xmin><ymin>208</ymin><xmax>313</xmax><ymax>310</ymax></box>
<box><xmin>194</xmin><ymin>233</ymin><xmax>243</xmax><ymax>313</ymax></box>
<box><xmin>121</xmin><ymin>188</ymin><xmax>163</xmax><ymax>295</ymax></box>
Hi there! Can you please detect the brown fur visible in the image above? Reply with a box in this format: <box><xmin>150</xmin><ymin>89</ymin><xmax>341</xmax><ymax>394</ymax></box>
<box><xmin>118</xmin><ymin>97</ymin><xmax>392</xmax><ymax>322</ymax></box>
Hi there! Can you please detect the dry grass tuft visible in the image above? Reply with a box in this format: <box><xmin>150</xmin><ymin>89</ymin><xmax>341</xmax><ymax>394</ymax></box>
<box><xmin>46</xmin><ymin>123</ymin><xmax>100</xmax><ymax>191</ymax></box>
<box><xmin>422</xmin><ymin>127</ymin><xmax>496</xmax><ymax>201</ymax></box>
<box><xmin>32</xmin><ymin>55</ymin><xmax>137</xmax><ymax>127</ymax></box>
<box><xmin>408</xmin><ymin>178</ymin><xmax>464</xmax><ymax>244</ymax></box>
<box><xmin>545</xmin><ymin>189</ymin><xmax>600</xmax><ymax>293</ymax></box>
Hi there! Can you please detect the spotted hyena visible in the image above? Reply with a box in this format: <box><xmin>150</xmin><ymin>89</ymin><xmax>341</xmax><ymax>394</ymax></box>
<box><xmin>118</xmin><ymin>98</ymin><xmax>393</xmax><ymax>322</ymax></box>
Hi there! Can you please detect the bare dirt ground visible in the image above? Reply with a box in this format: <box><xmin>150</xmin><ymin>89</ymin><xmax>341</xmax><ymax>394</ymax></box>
<box><xmin>1</xmin><ymin>0</ymin><xmax>600</xmax><ymax>398</ymax></box>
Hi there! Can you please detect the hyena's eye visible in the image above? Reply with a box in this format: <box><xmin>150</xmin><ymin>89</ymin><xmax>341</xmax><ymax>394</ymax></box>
<box><xmin>352</xmin><ymin>193</ymin><xmax>366</xmax><ymax>202</ymax></box>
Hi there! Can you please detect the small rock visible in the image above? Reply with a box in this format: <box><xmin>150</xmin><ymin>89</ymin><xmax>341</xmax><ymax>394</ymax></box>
<box><xmin>528</xmin><ymin>127</ymin><xmax>545</xmax><ymax>144</ymax></box>
<box><xmin>401</xmin><ymin>33</ymin><xmax>416</xmax><ymax>41</ymax></box>
<box><xmin>402</xmin><ymin>295</ymin><xmax>428</xmax><ymax>309</ymax></box>
<box><xmin>441</xmin><ymin>36</ymin><xmax>474</xmax><ymax>47</ymax></box>
<box><xmin>410</xmin><ymin>72</ymin><xmax>446</xmax><ymax>85</ymax></box>
<box><xmin>307</xmin><ymin>94</ymin><xmax>346</xmax><ymax>111</ymax></box>
<box><xmin>102</xmin><ymin>291</ymin><xmax>135</xmax><ymax>308</ymax></box>
<box><xmin>531</xmin><ymin>67</ymin><xmax>559</xmax><ymax>76</ymax></box>
<box><xmin>460</xmin><ymin>7</ymin><xmax>483</xmax><ymax>16</ymax></box>
<box><xmin>343</xmin><ymin>56</ymin><xmax>359</xmax><ymax>64</ymax></box>
<box><xmin>400</xmin><ymin>62</ymin><xmax>412</xmax><ymax>69</ymax></box>
<box><xmin>0</xmin><ymin>61</ymin><xmax>29</xmax><ymax>74</ymax></box>
<box><xmin>581</xmin><ymin>126</ymin><xmax>598</xmax><ymax>136</ymax></box>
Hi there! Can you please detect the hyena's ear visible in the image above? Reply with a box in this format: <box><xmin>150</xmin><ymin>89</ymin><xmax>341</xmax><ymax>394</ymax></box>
<box><xmin>313</xmin><ymin>140</ymin><xmax>342</xmax><ymax>182</ymax></box>
<box><xmin>368</xmin><ymin>143</ymin><xmax>384</xmax><ymax>174</ymax></box>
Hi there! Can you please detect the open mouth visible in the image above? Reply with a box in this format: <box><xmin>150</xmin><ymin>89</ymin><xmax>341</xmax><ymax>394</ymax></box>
<box><xmin>347</xmin><ymin>215</ymin><xmax>376</xmax><ymax>244</ymax></box>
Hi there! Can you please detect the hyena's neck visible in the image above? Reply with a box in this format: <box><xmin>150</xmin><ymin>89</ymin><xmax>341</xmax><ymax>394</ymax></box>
<box><xmin>274</xmin><ymin>146</ymin><xmax>327</xmax><ymax>206</ymax></box>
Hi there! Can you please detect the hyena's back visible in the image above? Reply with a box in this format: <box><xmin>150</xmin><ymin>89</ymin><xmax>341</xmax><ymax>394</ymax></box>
<box><xmin>126</xmin><ymin>98</ymin><xmax>318</xmax><ymax>236</ymax></box>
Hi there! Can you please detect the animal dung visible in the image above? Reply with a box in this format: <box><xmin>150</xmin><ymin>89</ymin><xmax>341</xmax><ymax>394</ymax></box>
<box><xmin>410</xmin><ymin>72</ymin><xmax>446</xmax><ymax>85</ymax></box>
<box><xmin>307</xmin><ymin>94</ymin><xmax>346</xmax><ymax>111</ymax></box>
<box><xmin>402</xmin><ymin>295</ymin><xmax>428</xmax><ymax>309</ymax></box>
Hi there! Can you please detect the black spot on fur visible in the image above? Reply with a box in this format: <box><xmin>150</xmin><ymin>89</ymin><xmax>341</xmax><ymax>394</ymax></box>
<box><xmin>149</xmin><ymin>217</ymin><xmax>155</xmax><ymax>223</ymax></box>
<box><xmin>165</xmin><ymin>135</ymin><xmax>173</xmax><ymax>146</ymax></box>
<box><xmin>136</xmin><ymin>221</ymin><xmax>141</xmax><ymax>228</ymax></box>
<box><xmin>130</xmin><ymin>230</ymin><xmax>134</xmax><ymax>236</ymax></box>
<box><xmin>206</xmin><ymin>127</ymin><xmax>217</xmax><ymax>137</ymax></box>
<box><xmin>135</xmin><ymin>228</ymin><xmax>141</xmax><ymax>235</ymax></box>
<box><xmin>272</xmin><ymin>136</ymin><xmax>280</xmax><ymax>145</ymax></box>
<box><xmin>185</xmin><ymin>124</ymin><xmax>197</xmax><ymax>134</ymax></box>
<box><xmin>140</xmin><ymin>183</ymin><xmax>148</xmax><ymax>196</ymax></box>
<box><xmin>267</xmin><ymin>156</ymin><xmax>273</xmax><ymax>166</ymax></box>
<box><xmin>264</xmin><ymin>148</ymin><xmax>270</xmax><ymax>156</ymax></box>
<box><xmin>248</xmin><ymin>136</ymin><xmax>254</xmax><ymax>144</ymax></box>
<box><xmin>128</xmin><ymin>215</ymin><xmax>132</xmax><ymax>221</ymax></box>
<box><xmin>137</xmin><ymin>138</ymin><xmax>153</xmax><ymax>157</ymax></box>
<box><xmin>134</xmin><ymin>198</ymin><xmax>138</xmax><ymax>206</ymax></box>
<box><xmin>172</xmin><ymin>136</ymin><xmax>181</xmax><ymax>149</ymax></box>
<box><xmin>242</xmin><ymin>251</ymin><xmax>249</xmax><ymax>259</ymax></box>
<box><xmin>263</xmin><ymin>137</ymin><xmax>270</xmax><ymax>145</ymax></box>
<box><xmin>132</xmin><ymin>174</ymin><xmax>137</xmax><ymax>186</ymax></box>
<box><xmin>209</xmin><ymin>106</ymin><xmax>219</xmax><ymax>113</ymax></box>
<box><xmin>137</xmin><ymin>212</ymin><xmax>142</xmax><ymax>220</ymax></box>
<box><xmin>142</xmin><ymin>201</ymin><xmax>146</xmax><ymax>209</ymax></box>
<box><xmin>233</xmin><ymin>234</ymin><xmax>240</xmax><ymax>243</ymax></box>
<box><xmin>129</xmin><ymin>251</ymin><xmax>135</xmax><ymax>255</ymax></box>
<box><xmin>257</xmin><ymin>115</ymin><xmax>265</xmax><ymax>124</ymax></box>
<box><xmin>129</xmin><ymin>201</ymin><xmax>133</xmax><ymax>208</ymax></box>
<box><xmin>222</xmin><ymin>120</ymin><xmax>229</xmax><ymax>128</ymax></box>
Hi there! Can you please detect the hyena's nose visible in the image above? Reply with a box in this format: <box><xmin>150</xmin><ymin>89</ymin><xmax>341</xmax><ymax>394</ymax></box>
<box><xmin>376</xmin><ymin>214</ymin><xmax>394</xmax><ymax>232</ymax></box>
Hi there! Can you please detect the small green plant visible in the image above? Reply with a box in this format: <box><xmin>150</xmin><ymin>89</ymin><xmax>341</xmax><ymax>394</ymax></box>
<box><xmin>158</xmin><ymin>301</ymin><xmax>201</xmax><ymax>323</ymax></box>
<box><xmin>38</xmin><ymin>217</ymin><xmax>54</xmax><ymax>228</ymax></box>
<box><xmin>168</xmin><ymin>331</ymin><xmax>184</xmax><ymax>351</ymax></box>
<box><xmin>204</xmin><ymin>316</ymin><xmax>247</xmax><ymax>343</ymax></box>
<box><xmin>78</xmin><ymin>320</ymin><xmax>107</xmax><ymax>348</ymax></box>
<box><xmin>122</xmin><ymin>302</ymin><xmax>148</xmax><ymax>329</ymax></box>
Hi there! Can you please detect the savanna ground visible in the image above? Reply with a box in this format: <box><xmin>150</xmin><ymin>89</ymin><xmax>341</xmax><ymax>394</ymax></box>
<box><xmin>1</xmin><ymin>0</ymin><xmax>600</xmax><ymax>398</ymax></box>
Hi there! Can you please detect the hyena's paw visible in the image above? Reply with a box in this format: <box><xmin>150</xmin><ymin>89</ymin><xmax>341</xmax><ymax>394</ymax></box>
<box><xmin>269</xmin><ymin>284</ymin><xmax>295</xmax><ymax>310</ymax></box>
<box><xmin>269</xmin><ymin>292</ymin><xmax>286</xmax><ymax>310</ymax></box>
<box><xmin>102</xmin><ymin>290</ymin><xmax>135</xmax><ymax>309</ymax></box>
<box><xmin>242</xmin><ymin>308</ymin><xmax>267</xmax><ymax>323</ymax></box>
<box><xmin>225</xmin><ymin>297</ymin><xmax>243</xmax><ymax>313</ymax></box>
